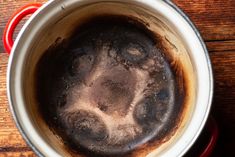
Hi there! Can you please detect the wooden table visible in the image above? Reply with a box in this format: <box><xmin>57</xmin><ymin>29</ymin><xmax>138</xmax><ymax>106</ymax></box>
<box><xmin>0</xmin><ymin>0</ymin><xmax>234</xmax><ymax>156</ymax></box>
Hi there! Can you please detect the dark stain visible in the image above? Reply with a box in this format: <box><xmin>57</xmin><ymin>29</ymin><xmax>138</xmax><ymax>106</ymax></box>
<box><xmin>35</xmin><ymin>15</ymin><xmax>187</xmax><ymax>157</ymax></box>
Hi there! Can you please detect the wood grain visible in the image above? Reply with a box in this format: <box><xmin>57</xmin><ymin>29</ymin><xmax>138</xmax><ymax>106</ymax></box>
<box><xmin>210</xmin><ymin>51</ymin><xmax>235</xmax><ymax>157</ymax></box>
<box><xmin>0</xmin><ymin>0</ymin><xmax>235</xmax><ymax>157</ymax></box>
<box><xmin>0</xmin><ymin>151</ymin><xmax>36</xmax><ymax>157</ymax></box>
<box><xmin>173</xmin><ymin>0</ymin><xmax>235</xmax><ymax>41</ymax></box>
<box><xmin>206</xmin><ymin>40</ymin><xmax>235</xmax><ymax>52</ymax></box>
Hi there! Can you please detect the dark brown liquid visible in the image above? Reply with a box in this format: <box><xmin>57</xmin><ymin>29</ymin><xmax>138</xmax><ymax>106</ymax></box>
<box><xmin>35</xmin><ymin>15</ymin><xmax>186</xmax><ymax>157</ymax></box>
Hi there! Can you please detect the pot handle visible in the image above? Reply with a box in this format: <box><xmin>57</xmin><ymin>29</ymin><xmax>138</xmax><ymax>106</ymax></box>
<box><xmin>200</xmin><ymin>116</ymin><xmax>219</xmax><ymax>157</ymax></box>
<box><xmin>3</xmin><ymin>3</ymin><xmax>42</xmax><ymax>54</ymax></box>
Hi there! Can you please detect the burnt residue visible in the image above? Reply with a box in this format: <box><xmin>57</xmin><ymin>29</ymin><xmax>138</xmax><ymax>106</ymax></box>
<box><xmin>35</xmin><ymin>15</ymin><xmax>186</xmax><ymax>157</ymax></box>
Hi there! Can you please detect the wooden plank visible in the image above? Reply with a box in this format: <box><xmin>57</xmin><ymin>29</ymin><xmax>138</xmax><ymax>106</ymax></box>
<box><xmin>0</xmin><ymin>151</ymin><xmax>35</xmax><ymax>157</ymax></box>
<box><xmin>206</xmin><ymin>40</ymin><xmax>235</xmax><ymax>52</ymax></box>
<box><xmin>210</xmin><ymin>51</ymin><xmax>235</xmax><ymax>126</ymax></box>
<box><xmin>210</xmin><ymin>51</ymin><xmax>235</xmax><ymax>157</ymax></box>
<box><xmin>173</xmin><ymin>0</ymin><xmax>235</xmax><ymax>41</ymax></box>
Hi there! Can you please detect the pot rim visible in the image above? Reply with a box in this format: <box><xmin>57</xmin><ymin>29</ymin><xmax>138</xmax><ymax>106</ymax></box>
<box><xmin>7</xmin><ymin>0</ymin><xmax>213</xmax><ymax>156</ymax></box>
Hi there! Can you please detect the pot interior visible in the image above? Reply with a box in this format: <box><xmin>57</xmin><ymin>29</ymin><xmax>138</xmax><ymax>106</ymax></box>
<box><xmin>21</xmin><ymin>1</ymin><xmax>196</xmax><ymax>156</ymax></box>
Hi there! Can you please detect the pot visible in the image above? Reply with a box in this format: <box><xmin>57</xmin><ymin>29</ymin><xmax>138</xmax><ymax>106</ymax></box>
<box><xmin>3</xmin><ymin>0</ymin><xmax>217</xmax><ymax>156</ymax></box>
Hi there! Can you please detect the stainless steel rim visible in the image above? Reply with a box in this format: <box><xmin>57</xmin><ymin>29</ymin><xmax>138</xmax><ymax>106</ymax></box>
<box><xmin>163</xmin><ymin>0</ymin><xmax>213</xmax><ymax>156</ymax></box>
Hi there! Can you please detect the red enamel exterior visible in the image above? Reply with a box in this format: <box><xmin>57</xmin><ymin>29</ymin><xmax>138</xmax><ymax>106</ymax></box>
<box><xmin>3</xmin><ymin>3</ymin><xmax>42</xmax><ymax>54</ymax></box>
<box><xmin>200</xmin><ymin>117</ymin><xmax>219</xmax><ymax>157</ymax></box>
